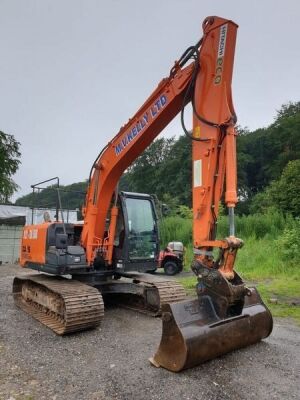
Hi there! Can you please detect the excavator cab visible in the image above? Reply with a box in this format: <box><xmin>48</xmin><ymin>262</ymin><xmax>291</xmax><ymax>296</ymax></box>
<box><xmin>112</xmin><ymin>192</ymin><xmax>159</xmax><ymax>273</ymax></box>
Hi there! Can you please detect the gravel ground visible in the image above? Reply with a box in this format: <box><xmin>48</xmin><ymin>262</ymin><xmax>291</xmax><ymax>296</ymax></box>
<box><xmin>0</xmin><ymin>264</ymin><xmax>299</xmax><ymax>400</ymax></box>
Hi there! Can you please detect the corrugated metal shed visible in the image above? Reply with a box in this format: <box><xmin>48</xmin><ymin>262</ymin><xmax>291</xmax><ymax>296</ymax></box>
<box><xmin>0</xmin><ymin>225</ymin><xmax>22</xmax><ymax>264</ymax></box>
<box><xmin>0</xmin><ymin>205</ymin><xmax>78</xmax><ymax>224</ymax></box>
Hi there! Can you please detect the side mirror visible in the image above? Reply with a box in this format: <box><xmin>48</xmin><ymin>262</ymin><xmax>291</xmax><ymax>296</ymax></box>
<box><xmin>56</xmin><ymin>233</ymin><xmax>68</xmax><ymax>249</ymax></box>
<box><xmin>161</xmin><ymin>203</ymin><xmax>170</xmax><ymax>217</ymax></box>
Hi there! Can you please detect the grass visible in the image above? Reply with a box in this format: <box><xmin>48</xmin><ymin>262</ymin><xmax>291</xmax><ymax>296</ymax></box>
<box><xmin>256</xmin><ymin>278</ymin><xmax>300</xmax><ymax>323</ymax></box>
<box><xmin>217</xmin><ymin>210</ymin><xmax>290</xmax><ymax>239</ymax></box>
<box><xmin>161</xmin><ymin>213</ymin><xmax>300</xmax><ymax>325</ymax></box>
<box><xmin>234</xmin><ymin>237</ymin><xmax>300</xmax><ymax>324</ymax></box>
<box><xmin>235</xmin><ymin>237</ymin><xmax>288</xmax><ymax>280</ymax></box>
<box><xmin>178</xmin><ymin>273</ymin><xmax>300</xmax><ymax>325</ymax></box>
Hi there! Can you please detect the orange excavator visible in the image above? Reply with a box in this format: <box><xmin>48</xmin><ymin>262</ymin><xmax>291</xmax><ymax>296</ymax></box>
<box><xmin>14</xmin><ymin>16</ymin><xmax>272</xmax><ymax>371</ymax></box>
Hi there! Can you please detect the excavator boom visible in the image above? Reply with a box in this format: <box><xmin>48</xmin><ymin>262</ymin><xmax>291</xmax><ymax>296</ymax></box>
<box><xmin>81</xmin><ymin>63</ymin><xmax>196</xmax><ymax>264</ymax></box>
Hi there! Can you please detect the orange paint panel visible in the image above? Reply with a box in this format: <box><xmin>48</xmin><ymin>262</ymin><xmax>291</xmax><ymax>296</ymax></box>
<box><xmin>20</xmin><ymin>223</ymin><xmax>49</xmax><ymax>267</ymax></box>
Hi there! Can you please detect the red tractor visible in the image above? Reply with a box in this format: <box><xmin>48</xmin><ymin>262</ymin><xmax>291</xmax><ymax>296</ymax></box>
<box><xmin>158</xmin><ymin>241</ymin><xmax>184</xmax><ymax>275</ymax></box>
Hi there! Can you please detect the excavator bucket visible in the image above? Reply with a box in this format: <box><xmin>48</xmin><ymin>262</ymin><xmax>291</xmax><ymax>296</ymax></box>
<box><xmin>150</xmin><ymin>288</ymin><xmax>273</xmax><ymax>372</ymax></box>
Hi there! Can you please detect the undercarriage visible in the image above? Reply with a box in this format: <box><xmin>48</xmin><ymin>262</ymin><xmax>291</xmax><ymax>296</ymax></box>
<box><xmin>13</xmin><ymin>271</ymin><xmax>186</xmax><ymax>334</ymax></box>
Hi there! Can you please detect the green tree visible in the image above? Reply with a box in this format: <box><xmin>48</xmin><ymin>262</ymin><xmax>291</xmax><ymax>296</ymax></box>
<box><xmin>124</xmin><ymin>137</ymin><xmax>175</xmax><ymax>196</ymax></box>
<box><xmin>237</xmin><ymin>102</ymin><xmax>300</xmax><ymax>213</ymax></box>
<box><xmin>250</xmin><ymin>160</ymin><xmax>300</xmax><ymax>217</ymax></box>
<box><xmin>120</xmin><ymin>137</ymin><xmax>175</xmax><ymax>198</ymax></box>
<box><xmin>274</xmin><ymin>101</ymin><xmax>300</xmax><ymax>126</ymax></box>
<box><xmin>161</xmin><ymin>135</ymin><xmax>192</xmax><ymax>206</ymax></box>
<box><xmin>120</xmin><ymin>135</ymin><xmax>192</xmax><ymax>206</ymax></box>
<box><xmin>0</xmin><ymin>131</ymin><xmax>21</xmax><ymax>202</ymax></box>
<box><xmin>268</xmin><ymin>160</ymin><xmax>300</xmax><ymax>217</ymax></box>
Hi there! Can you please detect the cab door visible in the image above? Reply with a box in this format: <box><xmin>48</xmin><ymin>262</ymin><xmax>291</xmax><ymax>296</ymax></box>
<box><xmin>124</xmin><ymin>196</ymin><xmax>158</xmax><ymax>261</ymax></box>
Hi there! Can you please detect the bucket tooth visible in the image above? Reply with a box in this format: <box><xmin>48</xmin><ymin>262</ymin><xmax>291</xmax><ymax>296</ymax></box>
<box><xmin>150</xmin><ymin>288</ymin><xmax>273</xmax><ymax>372</ymax></box>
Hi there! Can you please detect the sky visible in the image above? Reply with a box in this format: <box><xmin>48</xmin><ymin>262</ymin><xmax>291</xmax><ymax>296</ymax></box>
<box><xmin>0</xmin><ymin>0</ymin><xmax>299</xmax><ymax>200</ymax></box>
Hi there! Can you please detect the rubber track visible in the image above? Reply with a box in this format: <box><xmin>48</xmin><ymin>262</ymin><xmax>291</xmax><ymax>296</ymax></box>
<box><xmin>13</xmin><ymin>275</ymin><xmax>104</xmax><ymax>335</ymax></box>
<box><xmin>149</xmin><ymin>280</ymin><xmax>186</xmax><ymax>314</ymax></box>
<box><xmin>125</xmin><ymin>277</ymin><xmax>186</xmax><ymax>316</ymax></box>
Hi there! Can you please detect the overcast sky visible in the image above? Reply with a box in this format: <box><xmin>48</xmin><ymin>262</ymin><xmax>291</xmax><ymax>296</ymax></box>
<box><xmin>0</xmin><ymin>0</ymin><xmax>299</xmax><ymax>200</ymax></box>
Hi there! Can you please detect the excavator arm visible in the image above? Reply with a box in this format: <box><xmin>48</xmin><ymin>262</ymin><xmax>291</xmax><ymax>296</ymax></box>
<box><xmin>81</xmin><ymin>17</ymin><xmax>239</xmax><ymax>271</ymax></box>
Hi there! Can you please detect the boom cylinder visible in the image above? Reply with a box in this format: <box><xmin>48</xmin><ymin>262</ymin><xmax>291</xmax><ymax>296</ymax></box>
<box><xmin>228</xmin><ymin>207</ymin><xmax>235</xmax><ymax>236</ymax></box>
<box><xmin>225</xmin><ymin>125</ymin><xmax>238</xmax><ymax>207</ymax></box>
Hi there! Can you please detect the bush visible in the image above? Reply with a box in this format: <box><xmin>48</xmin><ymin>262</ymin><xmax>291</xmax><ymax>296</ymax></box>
<box><xmin>249</xmin><ymin>160</ymin><xmax>300</xmax><ymax>217</ymax></box>
<box><xmin>175</xmin><ymin>205</ymin><xmax>193</xmax><ymax>219</ymax></box>
<box><xmin>275</xmin><ymin>219</ymin><xmax>300</xmax><ymax>264</ymax></box>
<box><xmin>159</xmin><ymin>216</ymin><xmax>192</xmax><ymax>247</ymax></box>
